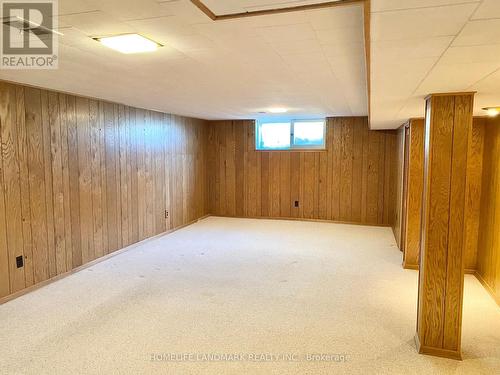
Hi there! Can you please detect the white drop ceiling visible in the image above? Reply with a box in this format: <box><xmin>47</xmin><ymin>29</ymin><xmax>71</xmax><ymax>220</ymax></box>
<box><xmin>0</xmin><ymin>0</ymin><xmax>367</xmax><ymax>122</ymax></box>
<box><xmin>371</xmin><ymin>0</ymin><xmax>500</xmax><ymax>128</ymax></box>
<box><xmin>2</xmin><ymin>0</ymin><xmax>500</xmax><ymax>128</ymax></box>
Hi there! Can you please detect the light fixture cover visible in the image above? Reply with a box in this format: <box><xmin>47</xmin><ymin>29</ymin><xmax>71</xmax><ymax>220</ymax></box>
<box><xmin>268</xmin><ymin>107</ymin><xmax>288</xmax><ymax>114</ymax></box>
<box><xmin>483</xmin><ymin>107</ymin><xmax>500</xmax><ymax>118</ymax></box>
<box><xmin>96</xmin><ymin>34</ymin><xmax>161</xmax><ymax>54</ymax></box>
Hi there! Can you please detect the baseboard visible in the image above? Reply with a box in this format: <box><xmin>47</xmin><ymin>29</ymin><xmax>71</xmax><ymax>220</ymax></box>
<box><xmin>403</xmin><ymin>262</ymin><xmax>419</xmax><ymax>270</ymax></box>
<box><xmin>208</xmin><ymin>214</ymin><xmax>392</xmax><ymax>228</ymax></box>
<box><xmin>414</xmin><ymin>333</ymin><xmax>462</xmax><ymax>360</ymax></box>
<box><xmin>402</xmin><ymin>264</ymin><xmax>476</xmax><ymax>274</ymax></box>
<box><xmin>0</xmin><ymin>214</ymin><xmax>210</xmax><ymax>306</ymax></box>
<box><xmin>474</xmin><ymin>271</ymin><xmax>500</xmax><ymax>308</ymax></box>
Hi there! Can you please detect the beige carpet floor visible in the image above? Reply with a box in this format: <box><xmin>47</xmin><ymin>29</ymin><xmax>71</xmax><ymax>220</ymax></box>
<box><xmin>0</xmin><ymin>216</ymin><xmax>499</xmax><ymax>374</ymax></box>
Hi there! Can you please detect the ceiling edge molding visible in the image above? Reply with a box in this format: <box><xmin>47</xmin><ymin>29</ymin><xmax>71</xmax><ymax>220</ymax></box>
<box><xmin>189</xmin><ymin>0</ymin><xmax>363</xmax><ymax>21</ymax></box>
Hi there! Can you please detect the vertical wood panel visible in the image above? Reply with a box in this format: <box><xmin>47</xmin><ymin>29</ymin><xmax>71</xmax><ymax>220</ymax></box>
<box><xmin>476</xmin><ymin>116</ymin><xmax>500</xmax><ymax>306</ymax></box>
<box><xmin>76</xmin><ymin>97</ymin><xmax>93</xmax><ymax>264</ymax></box>
<box><xmin>0</xmin><ymin>152</ymin><xmax>9</xmax><ymax>296</ymax></box>
<box><xmin>351</xmin><ymin>118</ymin><xmax>364</xmax><ymax>222</ymax></box>
<box><xmin>40</xmin><ymin>91</ymin><xmax>57</xmax><ymax>278</ymax></box>
<box><xmin>331</xmin><ymin>119</ymin><xmax>342</xmax><ymax>220</ymax></box>
<box><xmin>0</xmin><ymin>83</ymin><xmax>25</xmax><ymax>292</ymax></box>
<box><xmin>25</xmin><ymin>87</ymin><xmax>50</xmax><ymax>283</ymax></box>
<box><xmin>235</xmin><ymin>123</ymin><xmax>245</xmax><ymax>217</ymax></box>
<box><xmin>339</xmin><ymin>118</ymin><xmax>353</xmax><ymax>221</ymax></box>
<box><xmin>48</xmin><ymin>92</ymin><xmax>66</xmax><ymax>274</ymax></box>
<box><xmin>90</xmin><ymin>99</ymin><xmax>104</xmax><ymax>259</ymax></box>
<box><xmin>463</xmin><ymin>119</ymin><xmax>485</xmax><ymax>270</ymax></box>
<box><xmin>15</xmin><ymin>87</ymin><xmax>34</xmax><ymax>286</ymax></box>
<box><xmin>403</xmin><ymin>119</ymin><xmax>424</xmax><ymax>268</ymax></box>
<box><xmin>269</xmin><ymin>152</ymin><xmax>281</xmax><ymax>217</ymax></box>
<box><xmin>66</xmin><ymin>95</ymin><xmax>81</xmax><ymax>267</ymax></box>
<box><xmin>58</xmin><ymin>94</ymin><xmax>73</xmax><ymax>270</ymax></box>
<box><xmin>104</xmin><ymin>102</ymin><xmax>120</xmax><ymax>252</ymax></box>
<box><xmin>280</xmin><ymin>152</ymin><xmax>291</xmax><ymax>218</ymax></box>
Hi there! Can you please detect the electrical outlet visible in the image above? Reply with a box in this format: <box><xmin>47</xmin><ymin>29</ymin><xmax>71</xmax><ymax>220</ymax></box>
<box><xmin>16</xmin><ymin>255</ymin><xmax>24</xmax><ymax>268</ymax></box>
<box><xmin>165</xmin><ymin>210</ymin><xmax>169</xmax><ymax>219</ymax></box>
<box><xmin>294</xmin><ymin>201</ymin><xmax>299</xmax><ymax>208</ymax></box>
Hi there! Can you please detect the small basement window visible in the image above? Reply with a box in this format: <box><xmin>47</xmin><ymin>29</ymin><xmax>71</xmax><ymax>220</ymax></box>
<box><xmin>256</xmin><ymin>119</ymin><xmax>326</xmax><ymax>150</ymax></box>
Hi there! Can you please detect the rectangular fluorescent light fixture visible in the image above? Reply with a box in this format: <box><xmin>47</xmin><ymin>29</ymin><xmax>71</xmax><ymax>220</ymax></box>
<box><xmin>95</xmin><ymin>34</ymin><xmax>161</xmax><ymax>54</ymax></box>
<box><xmin>268</xmin><ymin>107</ymin><xmax>288</xmax><ymax>114</ymax></box>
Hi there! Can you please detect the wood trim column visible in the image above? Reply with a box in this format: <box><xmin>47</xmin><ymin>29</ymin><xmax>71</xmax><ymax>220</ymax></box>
<box><xmin>403</xmin><ymin>118</ymin><xmax>424</xmax><ymax>270</ymax></box>
<box><xmin>415</xmin><ymin>92</ymin><xmax>475</xmax><ymax>360</ymax></box>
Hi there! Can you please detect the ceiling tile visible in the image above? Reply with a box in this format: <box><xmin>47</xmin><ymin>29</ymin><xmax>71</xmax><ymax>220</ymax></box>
<box><xmin>58</xmin><ymin>10</ymin><xmax>134</xmax><ymax>36</ymax></box>
<box><xmin>306</xmin><ymin>5</ymin><xmax>363</xmax><ymax>30</ymax></box>
<box><xmin>371</xmin><ymin>36</ymin><xmax>452</xmax><ymax>62</ymax></box>
<box><xmin>453</xmin><ymin>19</ymin><xmax>500</xmax><ymax>46</ymax></box>
<box><xmin>439</xmin><ymin>44</ymin><xmax>500</xmax><ymax>64</ymax></box>
<box><xmin>416</xmin><ymin>61</ymin><xmax>500</xmax><ymax>94</ymax></box>
<box><xmin>471</xmin><ymin>0</ymin><xmax>500</xmax><ymax>20</ymax></box>
<box><xmin>257</xmin><ymin>23</ymin><xmax>317</xmax><ymax>43</ymax></box>
<box><xmin>316</xmin><ymin>25</ymin><xmax>364</xmax><ymax>45</ymax></box>
<box><xmin>371</xmin><ymin>3</ymin><xmax>477</xmax><ymax>41</ymax></box>
<box><xmin>371</xmin><ymin>0</ymin><xmax>480</xmax><ymax>13</ymax></box>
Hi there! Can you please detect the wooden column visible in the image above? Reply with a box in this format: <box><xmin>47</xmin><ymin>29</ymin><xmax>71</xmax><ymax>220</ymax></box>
<box><xmin>415</xmin><ymin>92</ymin><xmax>474</xmax><ymax>360</ymax></box>
<box><xmin>403</xmin><ymin>118</ymin><xmax>424</xmax><ymax>270</ymax></box>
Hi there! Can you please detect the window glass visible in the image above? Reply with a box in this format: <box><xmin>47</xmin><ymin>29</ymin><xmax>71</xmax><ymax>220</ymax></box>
<box><xmin>257</xmin><ymin>122</ymin><xmax>291</xmax><ymax>150</ymax></box>
<box><xmin>255</xmin><ymin>119</ymin><xmax>326</xmax><ymax>150</ymax></box>
<box><xmin>293</xmin><ymin>120</ymin><xmax>325</xmax><ymax>147</ymax></box>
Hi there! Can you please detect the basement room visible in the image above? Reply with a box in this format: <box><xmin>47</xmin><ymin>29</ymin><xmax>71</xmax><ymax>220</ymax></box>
<box><xmin>0</xmin><ymin>0</ymin><xmax>499</xmax><ymax>374</ymax></box>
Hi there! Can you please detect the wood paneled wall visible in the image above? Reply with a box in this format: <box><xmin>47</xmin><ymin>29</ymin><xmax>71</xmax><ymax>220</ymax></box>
<box><xmin>206</xmin><ymin>118</ymin><xmax>398</xmax><ymax>226</ymax></box>
<box><xmin>0</xmin><ymin>81</ymin><xmax>207</xmax><ymax>299</ymax></box>
<box><xmin>477</xmin><ymin>116</ymin><xmax>500</xmax><ymax>306</ymax></box>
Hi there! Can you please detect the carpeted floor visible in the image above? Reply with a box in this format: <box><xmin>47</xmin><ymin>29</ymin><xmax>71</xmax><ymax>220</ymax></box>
<box><xmin>0</xmin><ymin>216</ymin><xmax>499</xmax><ymax>374</ymax></box>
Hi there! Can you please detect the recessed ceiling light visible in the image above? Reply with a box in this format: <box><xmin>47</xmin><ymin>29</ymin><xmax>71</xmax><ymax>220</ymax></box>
<box><xmin>268</xmin><ymin>107</ymin><xmax>288</xmax><ymax>114</ymax></box>
<box><xmin>94</xmin><ymin>34</ymin><xmax>162</xmax><ymax>54</ymax></box>
<box><xmin>483</xmin><ymin>107</ymin><xmax>500</xmax><ymax>118</ymax></box>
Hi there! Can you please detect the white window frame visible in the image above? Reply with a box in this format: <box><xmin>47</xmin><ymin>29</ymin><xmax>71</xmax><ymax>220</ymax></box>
<box><xmin>256</xmin><ymin>119</ymin><xmax>326</xmax><ymax>151</ymax></box>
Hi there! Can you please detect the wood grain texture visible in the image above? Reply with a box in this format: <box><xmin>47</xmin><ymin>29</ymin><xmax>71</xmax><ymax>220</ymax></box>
<box><xmin>206</xmin><ymin>118</ymin><xmax>398</xmax><ymax>226</ymax></box>
<box><xmin>416</xmin><ymin>93</ymin><xmax>474</xmax><ymax>359</ymax></box>
<box><xmin>401</xmin><ymin>118</ymin><xmax>484</xmax><ymax>270</ymax></box>
<box><xmin>403</xmin><ymin>119</ymin><xmax>424</xmax><ymax>268</ymax></box>
<box><xmin>476</xmin><ymin>116</ymin><xmax>500</xmax><ymax>306</ymax></box>
<box><xmin>464</xmin><ymin>118</ymin><xmax>485</xmax><ymax>271</ymax></box>
<box><xmin>0</xmin><ymin>81</ymin><xmax>208</xmax><ymax>299</ymax></box>
<box><xmin>391</xmin><ymin>125</ymin><xmax>405</xmax><ymax>249</ymax></box>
